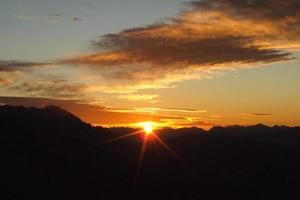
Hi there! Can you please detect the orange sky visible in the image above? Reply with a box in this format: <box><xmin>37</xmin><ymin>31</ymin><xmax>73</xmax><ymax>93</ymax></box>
<box><xmin>0</xmin><ymin>0</ymin><xmax>300</xmax><ymax>128</ymax></box>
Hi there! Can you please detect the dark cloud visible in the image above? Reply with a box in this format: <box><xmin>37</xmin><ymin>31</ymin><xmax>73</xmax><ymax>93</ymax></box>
<box><xmin>49</xmin><ymin>13</ymin><xmax>61</xmax><ymax>17</ymax></box>
<box><xmin>241</xmin><ymin>113</ymin><xmax>273</xmax><ymax>117</ymax></box>
<box><xmin>86</xmin><ymin>35</ymin><xmax>290</xmax><ymax>66</ymax></box>
<box><xmin>252</xmin><ymin>113</ymin><xmax>273</xmax><ymax>116</ymax></box>
<box><xmin>10</xmin><ymin>79</ymin><xmax>87</xmax><ymax>99</ymax></box>
<box><xmin>0</xmin><ymin>60</ymin><xmax>51</xmax><ymax>72</ymax></box>
<box><xmin>189</xmin><ymin>0</ymin><xmax>300</xmax><ymax>21</ymax></box>
<box><xmin>189</xmin><ymin>0</ymin><xmax>300</xmax><ymax>39</ymax></box>
<box><xmin>63</xmin><ymin>0</ymin><xmax>299</xmax><ymax>86</ymax></box>
<box><xmin>71</xmin><ymin>17</ymin><xmax>82</xmax><ymax>21</ymax></box>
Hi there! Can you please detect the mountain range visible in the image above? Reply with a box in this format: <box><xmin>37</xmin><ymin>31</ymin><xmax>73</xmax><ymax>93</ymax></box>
<box><xmin>1</xmin><ymin>105</ymin><xmax>300</xmax><ymax>200</ymax></box>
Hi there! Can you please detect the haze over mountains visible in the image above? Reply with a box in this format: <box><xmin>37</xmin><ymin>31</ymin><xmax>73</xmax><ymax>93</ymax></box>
<box><xmin>1</xmin><ymin>105</ymin><xmax>300</xmax><ymax>199</ymax></box>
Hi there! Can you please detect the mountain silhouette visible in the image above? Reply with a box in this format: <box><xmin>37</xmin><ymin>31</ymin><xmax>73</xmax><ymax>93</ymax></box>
<box><xmin>209</xmin><ymin>124</ymin><xmax>300</xmax><ymax>145</ymax></box>
<box><xmin>1</xmin><ymin>105</ymin><xmax>300</xmax><ymax>200</ymax></box>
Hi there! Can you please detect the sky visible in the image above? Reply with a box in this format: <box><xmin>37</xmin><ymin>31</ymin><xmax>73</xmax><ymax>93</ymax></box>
<box><xmin>0</xmin><ymin>0</ymin><xmax>300</xmax><ymax>129</ymax></box>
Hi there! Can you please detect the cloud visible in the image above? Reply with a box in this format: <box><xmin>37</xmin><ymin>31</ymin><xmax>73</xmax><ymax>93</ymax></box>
<box><xmin>48</xmin><ymin>13</ymin><xmax>62</xmax><ymax>23</ymax></box>
<box><xmin>0</xmin><ymin>60</ymin><xmax>52</xmax><ymax>72</ymax></box>
<box><xmin>240</xmin><ymin>113</ymin><xmax>273</xmax><ymax>117</ymax></box>
<box><xmin>49</xmin><ymin>13</ymin><xmax>61</xmax><ymax>17</ymax></box>
<box><xmin>0</xmin><ymin>77</ymin><xmax>12</xmax><ymax>86</ymax></box>
<box><xmin>9</xmin><ymin>79</ymin><xmax>87</xmax><ymax>99</ymax></box>
<box><xmin>16</xmin><ymin>12</ymin><xmax>82</xmax><ymax>24</ymax></box>
<box><xmin>63</xmin><ymin>0</ymin><xmax>299</xmax><ymax>89</ymax></box>
<box><xmin>0</xmin><ymin>70</ymin><xmax>23</xmax><ymax>87</ymax></box>
<box><xmin>117</xmin><ymin>94</ymin><xmax>159</xmax><ymax>101</ymax></box>
<box><xmin>107</xmin><ymin>107</ymin><xmax>207</xmax><ymax>114</ymax></box>
<box><xmin>15</xmin><ymin>15</ymin><xmax>39</xmax><ymax>21</ymax></box>
<box><xmin>71</xmin><ymin>17</ymin><xmax>82</xmax><ymax>21</ymax></box>
<box><xmin>189</xmin><ymin>0</ymin><xmax>300</xmax><ymax>22</ymax></box>
<box><xmin>137</xmin><ymin>107</ymin><xmax>207</xmax><ymax>113</ymax></box>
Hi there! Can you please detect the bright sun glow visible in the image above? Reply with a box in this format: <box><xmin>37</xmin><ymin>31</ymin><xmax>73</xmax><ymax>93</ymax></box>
<box><xmin>141</xmin><ymin>122</ymin><xmax>154</xmax><ymax>135</ymax></box>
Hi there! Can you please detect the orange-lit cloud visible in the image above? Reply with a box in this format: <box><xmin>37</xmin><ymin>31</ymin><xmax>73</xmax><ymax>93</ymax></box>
<box><xmin>0</xmin><ymin>71</ymin><xmax>23</xmax><ymax>87</ymax></box>
<box><xmin>0</xmin><ymin>77</ymin><xmax>11</xmax><ymax>86</ymax></box>
<box><xmin>134</xmin><ymin>107</ymin><xmax>207</xmax><ymax>114</ymax></box>
<box><xmin>117</xmin><ymin>94</ymin><xmax>159</xmax><ymax>102</ymax></box>
<box><xmin>107</xmin><ymin>107</ymin><xmax>207</xmax><ymax>115</ymax></box>
<box><xmin>62</xmin><ymin>0</ymin><xmax>299</xmax><ymax>89</ymax></box>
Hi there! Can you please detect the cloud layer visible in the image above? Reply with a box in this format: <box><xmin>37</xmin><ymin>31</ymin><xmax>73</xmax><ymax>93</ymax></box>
<box><xmin>2</xmin><ymin>0</ymin><xmax>300</xmax><ymax>104</ymax></box>
<box><xmin>63</xmin><ymin>0</ymin><xmax>299</xmax><ymax>87</ymax></box>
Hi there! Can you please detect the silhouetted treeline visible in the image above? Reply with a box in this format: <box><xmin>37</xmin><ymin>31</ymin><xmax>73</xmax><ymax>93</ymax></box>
<box><xmin>1</xmin><ymin>105</ymin><xmax>300</xmax><ymax>200</ymax></box>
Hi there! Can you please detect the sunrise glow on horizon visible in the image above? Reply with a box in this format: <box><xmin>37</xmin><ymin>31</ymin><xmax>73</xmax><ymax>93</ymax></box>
<box><xmin>140</xmin><ymin>122</ymin><xmax>154</xmax><ymax>135</ymax></box>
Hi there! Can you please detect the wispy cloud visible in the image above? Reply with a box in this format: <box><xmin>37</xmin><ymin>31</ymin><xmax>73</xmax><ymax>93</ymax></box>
<box><xmin>10</xmin><ymin>79</ymin><xmax>87</xmax><ymax>99</ymax></box>
<box><xmin>240</xmin><ymin>113</ymin><xmax>273</xmax><ymax>118</ymax></box>
<box><xmin>49</xmin><ymin>13</ymin><xmax>61</xmax><ymax>17</ymax></box>
<box><xmin>140</xmin><ymin>107</ymin><xmax>207</xmax><ymax>113</ymax></box>
<box><xmin>0</xmin><ymin>71</ymin><xmax>23</xmax><ymax>87</ymax></box>
<box><xmin>0</xmin><ymin>77</ymin><xmax>12</xmax><ymax>86</ymax></box>
<box><xmin>117</xmin><ymin>94</ymin><xmax>159</xmax><ymax>102</ymax></box>
<box><xmin>16</xmin><ymin>12</ymin><xmax>82</xmax><ymax>24</ymax></box>
<box><xmin>0</xmin><ymin>60</ymin><xmax>52</xmax><ymax>72</ymax></box>
<box><xmin>47</xmin><ymin>13</ymin><xmax>62</xmax><ymax>23</ymax></box>
<box><xmin>15</xmin><ymin>15</ymin><xmax>39</xmax><ymax>21</ymax></box>
<box><xmin>108</xmin><ymin>107</ymin><xmax>207</xmax><ymax>114</ymax></box>
<box><xmin>71</xmin><ymin>17</ymin><xmax>82</xmax><ymax>22</ymax></box>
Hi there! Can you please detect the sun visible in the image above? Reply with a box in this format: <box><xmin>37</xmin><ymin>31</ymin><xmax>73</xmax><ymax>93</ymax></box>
<box><xmin>141</xmin><ymin>122</ymin><xmax>154</xmax><ymax>135</ymax></box>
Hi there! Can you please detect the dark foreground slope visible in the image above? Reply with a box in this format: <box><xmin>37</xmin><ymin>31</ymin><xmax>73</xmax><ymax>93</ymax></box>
<box><xmin>1</xmin><ymin>105</ymin><xmax>300</xmax><ymax>200</ymax></box>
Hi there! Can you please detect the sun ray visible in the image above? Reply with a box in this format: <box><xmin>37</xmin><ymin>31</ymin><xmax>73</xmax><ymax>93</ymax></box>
<box><xmin>134</xmin><ymin>135</ymin><xmax>148</xmax><ymax>185</ymax></box>
<box><xmin>152</xmin><ymin>133</ymin><xmax>189</xmax><ymax>168</ymax></box>
<box><xmin>96</xmin><ymin>123</ymin><xmax>189</xmax><ymax>189</ymax></box>
<box><xmin>99</xmin><ymin>130</ymin><xmax>142</xmax><ymax>145</ymax></box>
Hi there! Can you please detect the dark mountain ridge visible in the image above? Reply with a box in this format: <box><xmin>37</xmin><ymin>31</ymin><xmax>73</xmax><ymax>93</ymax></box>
<box><xmin>209</xmin><ymin>124</ymin><xmax>300</xmax><ymax>145</ymax></box>
<box><xmin>111</xmin><ymin>123</ymin><xmax>300</xmax><ymax>145</ymax></box>
<box><xmin>1</xmin><ymin>105</ymin><xmax>300</xmax><ymax>200</ymax></box>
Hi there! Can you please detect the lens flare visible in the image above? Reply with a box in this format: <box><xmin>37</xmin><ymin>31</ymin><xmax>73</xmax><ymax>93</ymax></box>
<box><xmin>141</xmin><ymin>122</ymin><xmax>154</xmax><ymax>135</ymax></box>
